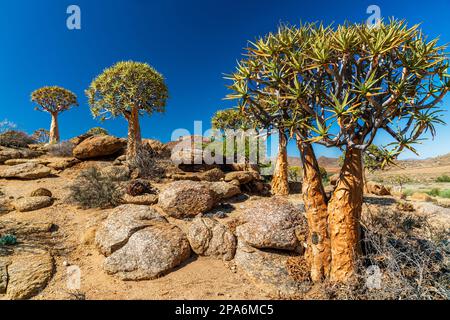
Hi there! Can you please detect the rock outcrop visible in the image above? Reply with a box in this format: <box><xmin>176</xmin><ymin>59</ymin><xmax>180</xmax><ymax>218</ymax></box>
<box><xmin>73</xmin><ymin>135</ymin><xmax>126</xmax><ymax>160</ymax></box>
<box><xmin>187</xmin><ymin>216</ymin><xmax>236</xmax><ymax>261</ymax></box>
<box><xmin>12</xmin><ymin>196</ymin><xmax>53</xmax><ymax>212</ymax></box>
<box><xmin>1</xmin><ymin>250</ymin><xmax>54</xmax><ymax>300</ymax></box>
<box><xmin>158</xmin><ymin>181</ymin><xmax>216</xmax><ymax>218</ymax></box>
<box><xmin>95</xmin><ymin>205</ymin><xmax>191</xmax><ymax>280</ymax></box>
<box><xmin>0</xmin><ymin>163</ymin><xmax>51</xmax><ymax>180</ymax></box>
<box><xmin>236</xmin><ymin>197</ymin><xmax>306</xmax><ymax>251</ymax></box>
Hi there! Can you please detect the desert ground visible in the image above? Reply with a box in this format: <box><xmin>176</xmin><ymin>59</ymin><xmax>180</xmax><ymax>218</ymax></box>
<box><xmin>0</xmin><ymin>135</ymin><xmax>449</xmax><ymax>300</ymax></box>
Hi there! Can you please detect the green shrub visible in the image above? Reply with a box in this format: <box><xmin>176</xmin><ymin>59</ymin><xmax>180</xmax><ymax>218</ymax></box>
<box><xmin>403</xmin><ymin>189</ymin><xmax>414</xmax><ymax>197</ymax></box>
<box><xmin>0</xmin><ymin>234</ymin><xmax>17</xmax><ymax>246</ymax></box>
<box><xmin>426</xmin><ymin>188</ymin><xmax>441</xmax><ymax>197</ymax></box>
<box><xmin>438</xmin><ymin>189</ymin><xmax>450</xmax><ymax>199</ymax></box>
<box><xmin>68</xmin><ymin>167</ymin><xmax>122</xmax><ymax>209</ymax></box>
<box><xmin>0</xmin><ymin>130</ymin><xmax>36</xmax><ymax>148</ymax></box>
<box><xmin>86</xmin><ymin>127</ymin><xmax>109</xmax><ymax>136</ymax></box>
<box><xmin>436</xmin><ymin>175</ymin><xmax>450</xmax><ymax>183</ymax></box>
<box><xmin>288</xmin><ymin>166</ymin><xmax>302</xmax><ymax>182</ymax></box>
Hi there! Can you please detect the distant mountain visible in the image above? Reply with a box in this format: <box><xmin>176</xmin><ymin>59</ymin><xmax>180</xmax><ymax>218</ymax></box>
<box><xmin>288</xmin><ymin>156</ymin><xmax>340</xmax><ymax>174</ymax></box>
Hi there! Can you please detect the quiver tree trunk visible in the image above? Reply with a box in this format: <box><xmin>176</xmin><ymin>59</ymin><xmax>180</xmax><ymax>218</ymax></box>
<box><xmin>271</xmin><ymin>129</ymin><xmax>289</xmax><ymax>195</ymax></box>
<box><xmin>298</xmin><ymin>141</ymin><xmax>331</xmax><ymax>282</ymax></box>
<box><xmin>328</xmin><ymin>147</ymin><xmax>364</xmax><ymax>282</ymax></box>
<box><xmin>49</xmin><ymin>112</ymin><xmax>60</xmax><ymax>144</ymax></box>
<box><xmin>126</xmin><ymin>107</ymin><xmax>142</xmax><ymax>163</ymax></box>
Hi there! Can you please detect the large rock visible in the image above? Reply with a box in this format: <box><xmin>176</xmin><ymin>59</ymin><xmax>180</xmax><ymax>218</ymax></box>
<box><xmin>143</xmin><ymin>139</ymin><xmax>170</xmax><ymax>158</ymax></box>
<box><xmin>158</xmin><ymin>181</ymin><xmax>216</xmax><ymax>218</ymax></box>
<box><xmin>0</xmin><ymin>163</ymin><xmax>51</xmax><ymax>180</ymax></box>
<box><xmin>73</xmin><ymin>135</ymin><xmax>126</xmax><ymax>160</ymax></box>
<box><xmin>3</xmin><ymin>250</ymin><xmax>54</xmax><ymax>300</ymax></box>
<box><xmin>4</xmin><ymin>159</ymin><xmax>49</xmax><ymax>166</ymax></box>
<box><xmin>30</xmin><ymin>188</ymin><xmax>52</xmax><ymax>197</ymax></box>
<box><xmin>46</xmin><ymin>158</ymin><xmax>80</xmax><ymax>170</ymax></box>
<box><xmin>0</xmin><ymin>198</ymin><xmax>14</xmax><ymax>214</ymax></box>
<box><xmin>224</xmin><ymin>171</ymin><xmax>260</xmax><ymax>184</ymax></box>
<box><xmin>0</xmin><ymin>147</ymin><xmax>42</xmax><ymax>164</ymax></box>
<box><xmin>410</xmin><ymin>192</ymin><xmax>433</xmax><ymax>202</ymax></box>
<box><xmin>103</xmin><ymin>224</ymin><xmax>191</xmax><ymax>280</ymax></box>
<box><xmin>122</xmin><ymin>194</ymin><xmax>158</xmax><ymax>206</ymax></box>
<box><xmin>236</xmin><ymin>198</ymin><xmax>306</xmax><ymax>251</ymax></box>
<box><xmin>95</xmin><ymin>205</ymin><xmax>167</xmax><ymax>256</ymax></box>
<box><xmin>187</xmin><ymin>216</ymin><xmax>236</xmax><ymax>261</ymax></box>
<box><xmin>234</xmin><ymin>241</ymin><xmax>304</xmax><ymax>298</ymax></box>
<box><xmin>200</xmin><ymin>168</ymin><xmax>225</xmax><ymax>182</ymax></box>
<box><xmin>12</xmin><ymin>196</ymin><xmax>53</xmax><ymax>212</ymax></box>
<box><xmin>366</xmin><ymin>182</ymin><xmax>391</xmax><ymax>196</ymax></box>
<box><xmin>209</xmin><ymin>181</ymin><xmax>241</xmax><ymax>200</ymax></box>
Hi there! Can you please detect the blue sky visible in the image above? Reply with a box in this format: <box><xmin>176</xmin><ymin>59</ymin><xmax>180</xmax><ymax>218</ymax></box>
<box><xmin>0</xmin><ymin>0</ymin><xmax>449</xmax><ymax>159</ymax></box>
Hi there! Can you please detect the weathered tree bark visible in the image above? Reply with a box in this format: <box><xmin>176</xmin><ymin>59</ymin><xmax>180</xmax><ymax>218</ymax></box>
<box><xmin>49</xmin><ymin>112</ymin><xmax>60</xmax><ymax>144</ymax></box>
<box><xmin>271</xmin><ymin>129</ymin><xmax>289</xmax><ymax>196</ymax></box>
<box><xmin>298</xmin><ymin>141</ymin><xmax>331</xmax><ymax>282</ymax></box>
<box><xmin>328</xmin><ymin>147</ymin><xmax>364</xmax><ymax>282</ymax></box>
<box><xmin>126</xmin><ymin>107</ymin><xmax>142</xmax><ymax>163</ymax></box>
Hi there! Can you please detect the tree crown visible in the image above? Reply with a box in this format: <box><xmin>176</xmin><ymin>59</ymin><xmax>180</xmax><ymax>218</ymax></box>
<box><xmin>86</xmin><ymin>61</ymin><xmax>169</xmax><ymax>121</ymax></box>
<box><xmin>227</xmin><ymin>20</ymin><xmax>450</xmax><ymax>157</ymax></box>
<box><xmin>31</xmin><ymin>86</ymin><xmax>78</xmax><ymax>114</ymax></box>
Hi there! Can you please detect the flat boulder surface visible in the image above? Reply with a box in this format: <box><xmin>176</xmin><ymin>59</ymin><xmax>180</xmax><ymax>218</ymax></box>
<box><xmin>158</xmin><ymin>181</ymin><xmax>216</xmax><ymax>218</ymax></box>
<box><xmin>12</xmin><ymin>196</ymin><xmax>53</xmax><ymax>212</ymax></box>
<box><xmin>95</xmin><ymin>204</ymin><xmax>167</xmax><ymax>256</ymax></box>
<box><xmin>73</xmin><ymin>135</ymin><xmax>126</xmax><ymax>160</ymax></box>
<box><xmin>236</xmin><ymin>197</ymin><xmax>306</xmax><ymax>251</ymax></box>
<box><xmin>103</xmin><ymin>223</ymin><xmax>191</xmax><ymax>281</ymax></box>
<box><xmin>234</xmin><ymin>241</ymin><xmax>303</xmax><ymax>298</ymax></box>
<box><xmin>209</xmin><ymin>181</ymin><xmax>241</xmax><ymax>200</ymax></box>
<box><xmin>187</xmin><ymin>216</ymin><xmax>236</xmax><ymax>261</ymax></box>
<box><xmin>0</xmin><ymin>147</ymin><xmax>42</xmax><ymax>164</ymax></box>
<box><xmin>0</xmin><ymin>162</ymin><xmax>51</xmax><ymax>180</ymax></box>
<box><xmin>1</xmin><ymin>250</ymin><xmax>54</xmax><ymax>300</ymax></box>
<box><xmin>224</xmin><ymin>171</ymin><xmax>259</xmax><ymax>184</ymax></box>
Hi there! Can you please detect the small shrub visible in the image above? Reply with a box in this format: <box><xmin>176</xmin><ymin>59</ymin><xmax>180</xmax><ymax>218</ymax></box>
<box><xmin>0</xmin><ymin>234</ymin><xmax>17</xmax><ymax>246</ymax></box>
<box><xmin>47</xmin><ymin>141</ymin><xmax>75</xmax><ymax>157</ymax></box>
<box><xmin>439</xmin><ymin>189</ymin><xmax>450</xmax><ymax>199</ymax></box>
<box><xmin>436</xmin><ymin>175</ymin><xmax>450</xmax><ymax>183</ymax></box>
<box><xmin>128</xmin><ymin>146</ymin><xmax>165</xmax><ymax>179</ymax></box>
<box><xmin>426</xmin><ymin>188</ymin><xmax>441</xmax><ymax>197</ymax></box>
<box><xmin>288</xmin><ymin>166</ymin><xmax>302</xmax><ymax>182</ymax></box>
<box><xmin>402</xmin><ymin>189</ymin><xmax>414</xmax><ymax>197</ymax></box>
<box><xmin>86</xmin><ymin>127</ymin><xmax>109</xmax><ymax>136</ymax></box>
<box><xmin>0</xmin><ymin>130</ymin><xmax>36</xmax><ymax>148</ymax></box>
<box><xmin>68</xmin><ymin>167</ymin><xmax>122</xmax><ymax>209</ymax></box>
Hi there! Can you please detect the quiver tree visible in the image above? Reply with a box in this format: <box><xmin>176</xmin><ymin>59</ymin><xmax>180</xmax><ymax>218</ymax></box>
<box><xmin>300</xmin><ymin>20</ymin><xmax>449</xmax><ymax>281</ymax></box>
<box><xmin>86</xmin><ymin>61</ymin><xmax>169</xmax><ymax>164</ymax></box>
<box><xmin>226</xmin><ymin>26</ymin><xmax>332</xmax><ymax>279</ymax></box>
<box><xmin>31</xmin><ymin>86</ymin><xmax>78</xmax><ymax>144</ymax></box>
<box><xmin>211</xmin><ymin>107</ymin><xmax>265</xmax><ymax>167</ymax></box>
<box><xmin>226</xmin><ymin>27</ymin><xmax>304</xmax><ymax>196</ymax></box>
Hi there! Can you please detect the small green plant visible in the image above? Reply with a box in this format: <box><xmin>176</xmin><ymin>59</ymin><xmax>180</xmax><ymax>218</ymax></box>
<box><xmin>426</xmin><ymin>188</ymin><xmax>441</xmax><ymax>197</ymax></box>
<box><xmin>86</xmin><ymin>127</ymin><xmax>109</xmax><ymax>136</ymax></box>
<box><xmin>288</xmin><ymin>166</ymin><xmax>302</xmax><ymax>182</ymax></box>
<box><xmin>0</xmin><ymin>234</ymin><xmax>17</xmax><ymax>246</ymax></box>
<box><xmin>68</xmin><ymin>167</ymin><xmax>122</xmax><ymax>209</ymax></box>
<box><xmin>436</xmin><ymin>175</ymin><xmax>450</xmax><ymax>183</ymax></box>
<box><xmin>402</xmin><ymin>189</ymin><xmax>414</xmax><ymax>197</ymax></box>
<box><xmin>439</xmin><ymin>189</ymin><xmax>450</xmax><ymax>198</ymax></box>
